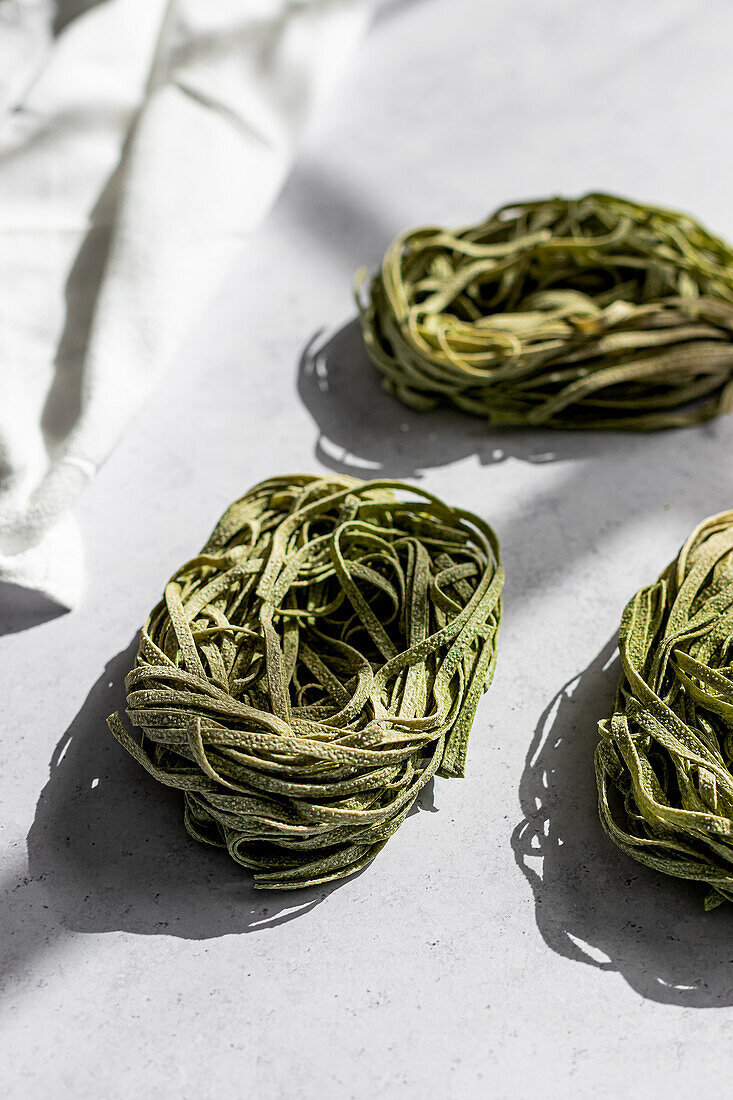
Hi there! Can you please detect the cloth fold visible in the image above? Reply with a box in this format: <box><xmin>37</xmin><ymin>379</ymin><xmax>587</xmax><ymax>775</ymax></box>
<box><xmin>0</xmin><ymin>0</ymin><xmax>373</xmax><ymax>608</ymax></box>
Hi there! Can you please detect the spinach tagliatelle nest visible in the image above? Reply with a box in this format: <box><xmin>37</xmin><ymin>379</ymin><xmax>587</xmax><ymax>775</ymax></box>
<box><xmin>108</xmin><ymin>475</ymin><xmax>503</xmax><ymax>890</ymax></box>
<box><xmin>357</xmin><ymin>193</ymin><xmax>733</xmax><ymax>430</ymax></box>
<box><xmin>596</xmin><ymin>512</ymin><xmax>733</xmax><ymax>908</ymax></box>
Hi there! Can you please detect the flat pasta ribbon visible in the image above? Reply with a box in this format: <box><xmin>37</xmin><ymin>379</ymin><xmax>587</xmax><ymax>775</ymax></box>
<box><xmin>357</xmin><ymin>193</ymin><xmax>733</xmax><ymax>429</ymax></box>
<box><xmin>108</xmin><ymin>475</ymin><xmax>503</xmax><ymax>889</ymax></box>
<box><xmin>597</xmin><ymin>511</ymin><xmax>733</xmax><ymax>907</ymax></box>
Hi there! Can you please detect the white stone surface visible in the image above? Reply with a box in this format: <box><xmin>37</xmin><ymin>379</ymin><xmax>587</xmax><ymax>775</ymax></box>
<box><xmin>4</xmin><ymin>0</ymin><xmax>733</xmax><ymax>1095</ymax></box>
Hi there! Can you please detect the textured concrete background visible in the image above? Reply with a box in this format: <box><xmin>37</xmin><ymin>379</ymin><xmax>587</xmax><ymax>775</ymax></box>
<box><xmin>4</xmin><ymin>0</ymin><xmax>733</xmax><ymax>1095</ymax></box>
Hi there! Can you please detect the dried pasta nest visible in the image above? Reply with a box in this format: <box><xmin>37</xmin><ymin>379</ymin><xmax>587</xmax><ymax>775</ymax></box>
<box><xmin>596</xmin><ymin>512</ymin><xmax>733</xmax><ymax>908</ymax></box>
<box><xmin>108</xmin><ymin>475</ymin><xmax>503</xmax><ymax>889</ymax></box>
<box><xmin>357</xmin><ymin>193</ymin><xmax>733</xmax><ymax>430</ymax></box>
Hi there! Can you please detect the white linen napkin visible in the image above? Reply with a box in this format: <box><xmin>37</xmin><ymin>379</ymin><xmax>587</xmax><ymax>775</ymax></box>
<box><xmin>0</xmin><ymin>0</ymin><xmax>373</xmax><ymax>608</ymax></box>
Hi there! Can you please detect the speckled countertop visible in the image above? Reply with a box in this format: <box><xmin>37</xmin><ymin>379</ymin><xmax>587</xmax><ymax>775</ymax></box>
<box><xmin>4</xmin><ymin>1</ymin><xmax>733</xmax><ymax>1095</ymax></box>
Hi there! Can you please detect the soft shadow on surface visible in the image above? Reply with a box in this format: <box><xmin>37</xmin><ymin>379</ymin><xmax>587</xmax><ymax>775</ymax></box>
<box><xmin>281</xmin><ymin>161</ymin><xmax>396</xmax><ymax>275</ymax></box>
<box><xmin>513</xmin><ymin>638</ymin><xmax>733</xmax><ymax>1008</ymax></box>
<box><xmin>374</xmin><ymin>0</ymin><xmax>436</xmax><ymax>25</ymax></box>
<box><xmin>0</xmin><ymin>582</ymin><xmax>65</xmax><ymax>636</ymax></box>
<box><xmin>40</xmin><ymin>133</ymin><xmax>130</xmax><ymax>451</ymax></box>
<box><xmin>52</xmin><ymin>0</ymin><xmax>111</xmax><ymax>37</ymax></box>
<box><xmin>22</xmin><ymin>641</ymin><xmax>354</xmax><ymax>943</ymax></box>
<box><xmin>297</xmin><ymin>320</ymin><xmax>630</xmax><ymax>478</ymax></box>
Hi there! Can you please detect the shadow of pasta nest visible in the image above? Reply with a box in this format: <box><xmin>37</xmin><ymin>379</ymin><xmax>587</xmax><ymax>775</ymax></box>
<box><xmin>109</xmin><ymin>475</ymin><xmax>503</xmax><ymax>889</ymax></box>
<box><xmin>358</xmin><ymin>192</ymin><xmax>733</xmax><ymax>429</ymax></box>
<box><xmin>597</xmin><ymin>511</ymin><xmax>733</xmax><ymax>908</ymax></box>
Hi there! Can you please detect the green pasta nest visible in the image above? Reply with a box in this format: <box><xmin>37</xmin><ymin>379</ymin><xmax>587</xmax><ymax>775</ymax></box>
<box><xmin>108</xmin><ymin>475</ymin><xmax>503</xmax><ymax>889</ymax></box>
<box><xmin>596</xmin><ymin>512</ymin><xmax>733</xmax><ymax>908</ymax></box>
<box><xmin>357</xmin><ymin>192</ymin><xmax>733</xmax><ymax>430</ymax></box>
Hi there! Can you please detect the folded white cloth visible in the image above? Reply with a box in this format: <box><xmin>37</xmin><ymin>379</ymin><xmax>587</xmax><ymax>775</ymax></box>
<box><xmin>0</xmin><ymin>0</ymin><xmax>373</xmax><ymax>608</ymax></box>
